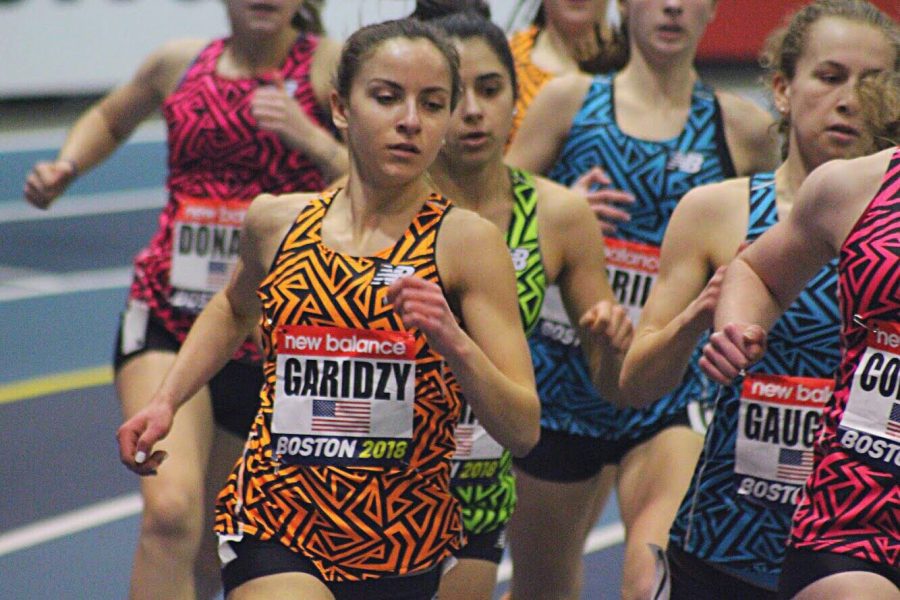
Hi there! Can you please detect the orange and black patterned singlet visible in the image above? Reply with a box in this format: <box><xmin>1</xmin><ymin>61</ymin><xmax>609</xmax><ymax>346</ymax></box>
<box><xmin>215</xmin><ymin>190</ymin><xmax>464</xmax><ymax>581</ymax></box>
<box><xmin>509</xmin><ymin>25</ymin><xmax>552</xmax><ymax>141</ymax></box>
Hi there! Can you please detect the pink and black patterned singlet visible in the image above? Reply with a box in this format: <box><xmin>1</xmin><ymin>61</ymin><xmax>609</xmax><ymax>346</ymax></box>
<box><xmin>789</xmin><ymin>148</ymin><xmax>900</xmax><ymax>569</ymax></box>
<box><xmin>128</xmin><ymin>34</ymin><xmax>331</xmax><ymax>362</ymax></box>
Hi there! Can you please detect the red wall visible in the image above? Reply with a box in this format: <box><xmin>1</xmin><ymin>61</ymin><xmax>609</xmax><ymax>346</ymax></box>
<box><xmin>697</xmin><ymin>0</ymin><xmax>900</xmax><ymax>63</ymax></box>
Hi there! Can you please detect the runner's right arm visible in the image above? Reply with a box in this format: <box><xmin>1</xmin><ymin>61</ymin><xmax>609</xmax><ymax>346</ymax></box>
<box><xmin>537</xmin><ymin>178</ymin><xmax>633</xmax><ymax>405</ymax></box>
<box><xmin>116</xmin><ymin>193</ymin><xmax>310</xmax><ymax>474</ymax></box>
<box><xmin>505</xmin><ymin>75</ymin><xmax>634</xmax><ymax>233</ymax></box>
<box><xmin>24</xmin><ymin>39</ymin><xmax>204</xmax><ymax>209</ymax></box>
<box><xmin>701</xmin><ymin>157</ymin><xmax>872</xmax><ymax>384</ymax></box>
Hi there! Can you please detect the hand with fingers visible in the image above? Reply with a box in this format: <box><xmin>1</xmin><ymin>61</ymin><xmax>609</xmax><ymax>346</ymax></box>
<box><xmin>579</xmin><ymin>299</ymin><xmax>633</xmax><ymax>354</ymax></box>
<box><xmin>116</xmin><ymin>402</ymin><xmax>174</xmax><ymax>476</ymax></box>
<box><xmin>570</xmin><ymin>166</ymin><xmax>635</xmax><ymax>236</ymax></box>
<box><xmin>387</xmin><ymin>276</ymin><xmax>463</xmax><ymax>358</ymax></box>
<box><xmin>699</xmin><ymin>323</ymin><xmax>767</xmax><ymax>385</ymax></box>
<box><xmin>251</xmin><ymin>72</ymin><xmax>316</xmax><ymax>146</ymax></box>
<box><xmin>23</xmin><ymin>159</ymin><xmax>77</xmax><ymax>209</ymax></box>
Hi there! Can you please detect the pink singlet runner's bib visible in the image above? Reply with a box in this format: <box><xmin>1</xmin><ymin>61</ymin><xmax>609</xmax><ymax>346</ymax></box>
<box><xmin>170</xmin><ymin>197</ymin><xmax>251</xmax><ymax>294</ymax></box>
<box><xmin>840</xmin><ymin>320</ymin><xmax>900</xmax><ymax>476</ymax></box>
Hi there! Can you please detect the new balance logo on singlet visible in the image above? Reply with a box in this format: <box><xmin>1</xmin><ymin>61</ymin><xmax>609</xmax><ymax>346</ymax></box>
<box><xmin>667</xmin><ymin>151</ymin><xmax>705</xmax><ymax>174</ymax></box>
<box><xmin>510</xmin><ymin>248</ymin><xmax>529</xmax><ymax>271</ymax></box>
<box><xmin>371</xmin><ymin>263</ymin><xmax>415</xmax><ymax>286</ymax></box>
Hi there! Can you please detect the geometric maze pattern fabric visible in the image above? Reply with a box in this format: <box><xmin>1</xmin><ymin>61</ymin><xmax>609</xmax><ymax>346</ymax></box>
<box><xmin>507</xmin><ymin>167</ymin><xmax>547</xmax><ymax>337</ymax></box>
<box><xmin>131</xmin><ymin>35</ymin><xmax>330</xmax><ymax>363</ymax></box>
<box><xmin>530</xmin><ymin>74</ymin><xmax>735</xmax><ymax>439</ymax></box>
<box><xmin>790</xmin><ymin>149</ymin><xmax>900</xmax><ymax>569</ymax></box>
<box><xmin>215</xmin><ymin>191</ymin><xmax>463</xmax><ymax>581</ymax></box>
<box><xmin>669</xmin><ymin>173</ymin><xmax>843</xmax><ymax>588</ymax></box>
<box><xmin>509</xmin><ymin>26</ymin><xmax>552</xmax><ymax>141</ymax></box>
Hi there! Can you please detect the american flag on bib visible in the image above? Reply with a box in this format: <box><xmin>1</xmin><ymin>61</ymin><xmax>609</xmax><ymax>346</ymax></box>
<box><xmin>455</xmin><ymin>424</ymin><xmax>476</xmax><ymax>458</ymax></box>
<box><xmin>311</xmin><ymin>399</ymin><xmax>371</xmax><ymax>434</ymax></box>
<box><xmin>207</xmin><ymin>261</ymin><xmax>229</xmax><ymax>288</ymax></box>
<box><xmin>887</xmin><ymin>402</ymin><xmax>900</xmax><ymax>438</ymax></box>
<box><xmin>776</xmin><ymin>448</ymin><xmax>813</xmax><ymax>482</ymax></box>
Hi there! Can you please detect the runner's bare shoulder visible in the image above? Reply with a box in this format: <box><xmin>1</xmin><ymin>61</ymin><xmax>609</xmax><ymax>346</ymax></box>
<box><xmin>145</xmin><ymin>38</ymin><xmax>210</xmax><ymax>96</ymax></box>
<box><xmin>245</xmin><ymin>192</ymin><xmax>317</xmax><ymax>243</ymax></box>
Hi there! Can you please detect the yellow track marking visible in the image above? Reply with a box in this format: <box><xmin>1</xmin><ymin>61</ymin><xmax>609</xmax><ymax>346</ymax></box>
<box><xmin>0</xmin><ymin>366</ymin><xmax>113</xmax><ymax>405</ymax></box>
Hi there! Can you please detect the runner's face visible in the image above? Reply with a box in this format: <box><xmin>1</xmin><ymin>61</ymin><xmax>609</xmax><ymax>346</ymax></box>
<box><xmin>442</xmin><ymin>38</ymin><xmax>515</xmax><ymax>168</ymax></box>
<box><xmin>226</xmin><ymin>0</ymin><xmax>303</xmax><ymax>34</ymax></box>
<box><xmin>337</xmin><ymin>38</ymin><xmax>453</xmax><ymax>184</ymax></box>
<box><xmin>621</xmin><ymin>0</ymin><xmax>715</xmax><ymax>60</ymax></box>
<box><xmin>777</xmin><ymin>18</ymin><xmax>896</xmax><ymax>168</ymax></box>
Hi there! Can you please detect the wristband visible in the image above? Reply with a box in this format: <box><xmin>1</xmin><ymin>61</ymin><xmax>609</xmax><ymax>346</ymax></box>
<box><xmin>61</xmin><ymin>158</ymin><xmax>79</xmax><ymax>179</ymax></box>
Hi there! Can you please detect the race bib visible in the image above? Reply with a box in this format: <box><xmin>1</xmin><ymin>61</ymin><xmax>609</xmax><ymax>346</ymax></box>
<box><xmin>839</xmin><ymin>321</ymin><xmax>900</xmax><ymax>476</ymax></box>
<box><xmin>170</xmin><ymin>197</ymin><xmax>250</xmax><ymax>295</ymax></box>
<box><xmin>735</xmin><ymin>374</ymin><xmax>829</xmax><ymax>509</ymax></box>
<box><xmin>604</xmin><ymin>238</ymin><xmax>659</xmax><ymax>325</ymax></box>
<box><xmin>271</xmin><ymin>325</ymin><xmax>416</xmax><ymax>466</ymax></box>
<box><xmin>450</xmin><ymin>403</ymin><xmax>504</xmax><ymax>486</ymax></box>
<box><xmin>536</xmin><ymin>286</ymin><xmax>579</xmax><ymax>346</ymax></box>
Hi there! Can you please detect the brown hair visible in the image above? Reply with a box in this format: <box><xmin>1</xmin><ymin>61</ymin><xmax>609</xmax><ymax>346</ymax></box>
<box><xmin>333</xmin><ymin>19</ymin><xmax>462</xmax><ymax>111</ymax></box>
<box><xmin>761</xmin><ymin>0</ymin><xmax>900</xmax><ymax>157</ymax></box>
<box><xmin>859</xmin><ymin>70</ymin><xmax>900</xmax><ymax>149</ymax></box>
<box><xmin>433</xmin><ymin>11</ymin><xmax>520</xmax><ymax>102</ymax></box>
<box><xmin>409</xmin><ymin>0</ymin><xmax>491</xmax><ymax>20</ymax></box>
<box><xmin>291</xmin><ymin>0</ymin><xmax>325</xmax><ymax>34</ymax></box>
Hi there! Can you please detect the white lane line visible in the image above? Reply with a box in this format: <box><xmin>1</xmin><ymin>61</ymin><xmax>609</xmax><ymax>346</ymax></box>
<box><xmin>0</xmin><ymin>493</ymin><xmax>142</xmax><ymax>558</ymax></box>
<box><xmin>0</xmin><ymin>187</ymin><xmax>165</xmax><ymax>223</ymax></box>
<box><xmin>0</xmin><ymin>267</ymin><xmax>131</xmax><ymax>302</ymax></box>
<box><xmin>0</xmin><ymin>266</ymin><xmax>45</xmax><ymax>280</ymax></box>
<box><xmin>496</xmin><ymin>521</ymin><xmax>625</xmax><ymax>583</ymax></box>
<box><xmin>0</xmin><ymin>489</ymin><xmax>625</xmax><ymax>572</ymax></box>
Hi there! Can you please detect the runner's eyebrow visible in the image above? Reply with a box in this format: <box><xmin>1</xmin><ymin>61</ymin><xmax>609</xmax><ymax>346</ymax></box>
<box><xmin>367</xmin><ymin>78</ymin><xmax>450</xmax><ymax>97</ymax></box>
<box><xmin>475</xmin><ymin>73</ymin><xmax>504</xmax><ymax>84</ymax></box>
